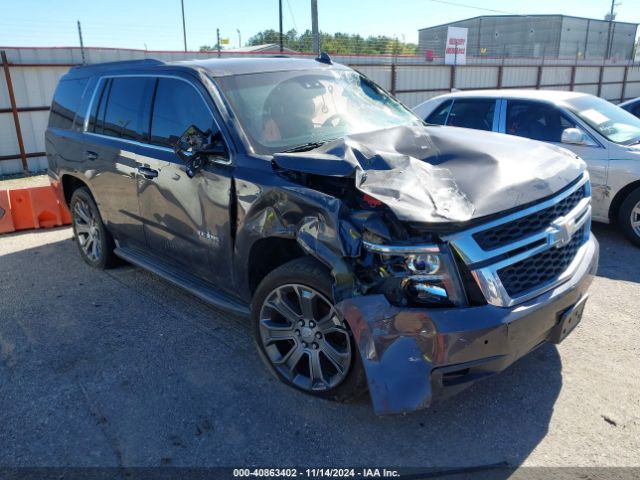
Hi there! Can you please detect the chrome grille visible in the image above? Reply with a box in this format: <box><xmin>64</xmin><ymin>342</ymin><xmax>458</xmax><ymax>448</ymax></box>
<box><xmin>445</xmin><ymin>173</ymin><xmax>592</xmax><ymax>307</ymax></box>
<box><xmin>497</xmin><ymin>226</ymin><xmax>586</xmax><ymax>297</ymax></box>
<box><xmin>473</xmin><ymin>185</ymin><xmax>587</xmax><ymax>251</ymax></box>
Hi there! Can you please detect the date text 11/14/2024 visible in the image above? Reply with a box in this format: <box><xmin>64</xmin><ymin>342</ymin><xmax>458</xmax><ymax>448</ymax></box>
<box><xmin>233</xmin><ymin>468</ymin><xmax>401</xmax><ymax>478</ymax></box>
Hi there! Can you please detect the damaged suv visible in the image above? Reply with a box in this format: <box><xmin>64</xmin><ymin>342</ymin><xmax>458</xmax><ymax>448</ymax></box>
<box><xmin>46</xmin><ymin>56</ymin><xmax>599</xmax><ymax>414</ymax></box>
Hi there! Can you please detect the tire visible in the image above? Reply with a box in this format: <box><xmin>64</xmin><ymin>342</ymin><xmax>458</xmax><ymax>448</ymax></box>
<box><xmin>69</xmin><ymin>187</ymin><xmax>117</xmax><ymax>268</ymax></box>
<box><xmin>618</xmin><ymin>187</ymin><xmax>640</xmax><ymax>247</ymax></box>
<box><xmin>251</xmin><ymin>256</ymin><xmax>368</xmax><ymax>402</ymax></box>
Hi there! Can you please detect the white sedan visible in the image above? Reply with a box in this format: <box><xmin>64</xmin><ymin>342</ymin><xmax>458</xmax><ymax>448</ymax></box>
<box><xmin>414</xmin><ymin>90</ymin><xmax>640</xmax><ymax>246</ymax></box>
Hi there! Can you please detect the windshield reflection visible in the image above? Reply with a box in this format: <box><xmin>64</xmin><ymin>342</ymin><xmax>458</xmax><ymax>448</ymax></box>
<box><xmin>215</xmin><ymin>69</ymin><xmax>422</xmax><ymax>154</ymax></box>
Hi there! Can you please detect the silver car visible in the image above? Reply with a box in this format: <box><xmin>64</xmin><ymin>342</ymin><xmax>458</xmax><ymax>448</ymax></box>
<box><xmin>414</xmin><ymin>90</ymin><xmax>640</xmax><ymax>246</ymax></box>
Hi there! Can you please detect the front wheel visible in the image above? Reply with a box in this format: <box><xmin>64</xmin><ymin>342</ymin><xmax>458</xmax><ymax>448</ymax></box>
<box><xmin>70</xmin><ymin>187</ymin><xmax>117</xmax><ymax>268</ymax></box>
<box><xmin>618</xmin><ymin>187</ymin><xmax>640</xmax><ymax>247</ymax></box>
<box><xmin>251</xmin><ymin>257</ymin><xmax>367</xmax><ymax>402</ymax></box>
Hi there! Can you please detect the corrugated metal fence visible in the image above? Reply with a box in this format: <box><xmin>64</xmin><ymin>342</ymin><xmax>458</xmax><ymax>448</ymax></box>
<box><xmin>2</xmin><ymin>46</ymin><xmax>640</xmax><ymax>176</ymax></box>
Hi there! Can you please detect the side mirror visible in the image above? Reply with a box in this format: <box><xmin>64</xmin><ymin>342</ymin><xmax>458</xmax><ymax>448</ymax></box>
<box><xmin>174</xmin><ymin>125</ymin><xmax>228</xmax><ymax>178</ymax></box>
<box><xmin>561</xmin><ymin>127</ymin><xmax>588</xmax><ymax>146</ymax></box>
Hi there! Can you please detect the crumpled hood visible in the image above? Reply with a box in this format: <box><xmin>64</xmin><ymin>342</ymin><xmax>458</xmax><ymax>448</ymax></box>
<box><xmin>273</xmin><ymin>125</ymin><xmax>586</xmax><ymax>223</ymax></box>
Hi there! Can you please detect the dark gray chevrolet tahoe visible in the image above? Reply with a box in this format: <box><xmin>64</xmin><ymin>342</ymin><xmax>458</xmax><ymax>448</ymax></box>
<box><xmin>46</xmin><ymin>56</ymin><xmax>599</xmax><ymax>414</ymax></box>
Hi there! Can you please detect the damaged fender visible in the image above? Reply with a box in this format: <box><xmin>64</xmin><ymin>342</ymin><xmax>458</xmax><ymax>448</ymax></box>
<box><xmin>336</xmin><ymin>295</ymin><xmax>440</xmax><ymax>415</ymax></box>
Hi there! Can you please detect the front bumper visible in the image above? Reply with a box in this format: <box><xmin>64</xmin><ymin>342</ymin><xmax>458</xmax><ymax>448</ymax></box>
<box><xmin>336</xmin><ymin>234</ymin><xmax>599</xmax><ymax>415</ymax></box>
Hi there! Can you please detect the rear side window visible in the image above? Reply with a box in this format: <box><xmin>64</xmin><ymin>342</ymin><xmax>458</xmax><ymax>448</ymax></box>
<box><xmin>93</xmin><ymin>77</ymin><xmax>154</xmax><ymax>141</ymax></box>
<box><xmin>49</xmin><ymin>78</ymin><xmax>89</xmax><ymax>130</ymax></box>
<box><xmin>446</xmin><ymin>99</ymin><xmax>496</xmax><ymax>131</ymax></box>
<box><xmin>426</xmin><ymin>100</ymin><xmax>452</xmax><ymax>125</ymax></box>
<box><xmin>150</xmin><ymin>78</ymin><xmax>214</xmax><ymax>148</ymax></box>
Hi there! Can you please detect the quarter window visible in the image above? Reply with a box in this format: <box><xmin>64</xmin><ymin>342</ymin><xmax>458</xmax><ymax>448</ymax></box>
<box><xmin>150</xmin><ymin>78</ymin><xmax>214</xmax><ymax>148</ymax></box>
<box><xmin>49</xmin><ymin>78</ymin><xmax>89</xmax><ymax>130</ymax></box>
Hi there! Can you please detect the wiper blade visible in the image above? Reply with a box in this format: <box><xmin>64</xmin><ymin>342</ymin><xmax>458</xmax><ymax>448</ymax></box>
<box><xmin>282</xmin><ymin>140</ymin><xmax>331</xmax><ymax>153</ymax></box>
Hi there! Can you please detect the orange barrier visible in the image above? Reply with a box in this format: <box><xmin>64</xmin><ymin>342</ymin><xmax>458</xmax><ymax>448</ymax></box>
<box><xmin>8</xmin><ymin>189</ymin><xmax>36</xmax><ymax>230</ymax></box>
<box><xmin>0</xmin><ymin>185</ymin><xmax>72</xmax><ymax>234</ymax></box>
<box><xmin>0</xmin><ymin>190</ymin><xmax>15</xmax><ymax>234</ymax></box>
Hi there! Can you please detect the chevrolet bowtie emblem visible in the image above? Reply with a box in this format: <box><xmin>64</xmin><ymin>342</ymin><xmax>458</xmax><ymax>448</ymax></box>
<box><xmin>549</xmin><ymin>218</ymin><xmax>573</xmax><ymax>248</ymax></box>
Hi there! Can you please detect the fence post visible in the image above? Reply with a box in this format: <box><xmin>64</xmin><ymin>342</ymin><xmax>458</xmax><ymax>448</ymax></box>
<box><xmin>597</xmin><ymin>66</ymin><xmax>604</xmax><ymax>98</ymax></box>
<box><xmin>621</xmin><ymin>66</ymin><xmax>629</xmax><ymax>102</ymax></box>
<box><xmin>497</xmin><ymin>65</ymin><xmax>503</xmax><ymax>89</ymax></box>
<box><xmin>569</xmin><ymin>65</ymin><xmax>576</xmax><ymax>91</ymax></box>
<box><xmin>1</xmin><ymin>50</ymin><xmax>29</xmax><ymax>174</ymax></box>
<box><xmin>390</xmin><ymin>63</ymin><xmax>396</xmax><ymax>96</ymax></box>
<box><xmin>535</xmin><ymin>65</ymin><xmax>542</xmax><ymax>90</ymax></box>
<box><xmin>450</xmin><ymin>65</ymin><xmax>456</xmax><ymax>91</ymax></box>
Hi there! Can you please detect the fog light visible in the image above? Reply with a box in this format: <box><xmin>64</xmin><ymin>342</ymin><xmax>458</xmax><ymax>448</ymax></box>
<box><xmin>406</xmin><ymin>254</ymin><xmax>440</xmax><ymax>274</ymax></box>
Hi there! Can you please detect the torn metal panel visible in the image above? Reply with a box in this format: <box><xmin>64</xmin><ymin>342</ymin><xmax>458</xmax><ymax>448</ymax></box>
<box><xmin>233</xmin><ymin>168</ymin><xmax>362</xmax><ymax>301</ymax></box>
<box><xmin>337</xmin><ymin>235</ymin><xmax>597</xmax><ymax>415</ymax></box>
<box><xmin>274</xmin><ymin>125</ymin><xmax>585</xmax><ymax>224</ymax></box>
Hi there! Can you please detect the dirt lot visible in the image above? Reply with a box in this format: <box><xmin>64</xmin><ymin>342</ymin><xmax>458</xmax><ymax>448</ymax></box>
<box><xmin>0</xmin><ymin>222</ymin><xmax>638</xmax><ymax>472</ymax></box>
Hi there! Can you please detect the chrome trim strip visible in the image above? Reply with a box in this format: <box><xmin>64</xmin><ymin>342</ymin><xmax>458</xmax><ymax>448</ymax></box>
<box><xmin>84</xmin><ymin>131</ymin><xmax>174</xmax><ymax>153</ymax></box>
<box><xmin>362</xmin><ymin>241</ymin><xmax>440</xmax><ymax>255</ymax></box>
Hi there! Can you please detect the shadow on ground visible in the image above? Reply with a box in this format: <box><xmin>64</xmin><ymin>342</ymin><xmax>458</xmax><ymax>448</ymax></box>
<box><xmin>592</xmin><ymin>223</ymin><xmax>640</xmax><ymax>284</ymax></box>
<box><xmin>2</xmin><ymin>226</ymin><xmax>607</xmax><ymax>472</ymax></box>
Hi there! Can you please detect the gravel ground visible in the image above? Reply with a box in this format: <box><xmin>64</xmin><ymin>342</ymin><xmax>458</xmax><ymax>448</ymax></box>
<box><xmin>0</xmin><ymin>174</ymin><xmax>49</xmax><ymax>190</ymax></box>
<box><xmin>0</xmin><ymin>222</ymin><xmax>638</xmax><ymax>472</ymax></box>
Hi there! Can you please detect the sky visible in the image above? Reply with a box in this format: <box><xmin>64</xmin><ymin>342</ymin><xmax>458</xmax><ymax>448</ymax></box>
<box><xmin>0</xmin><ymin>0</ymin><xmax>638</xmax><ymax>51</ymax></box>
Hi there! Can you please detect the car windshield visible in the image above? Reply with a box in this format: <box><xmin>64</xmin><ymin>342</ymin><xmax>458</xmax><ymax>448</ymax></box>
<box><xmin>214</xmin><ymin>68</ymin><xmax>422</xmax><ymax>154</ymax></box>
<box><xmin>566</xmin><ymin>95</ymin><xmax>640</xmax><ymax>145</ymax></box>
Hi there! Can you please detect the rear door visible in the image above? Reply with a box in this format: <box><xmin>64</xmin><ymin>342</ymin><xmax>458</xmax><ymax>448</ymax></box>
<box><xmin>135</xmin><ymin>75</ymin><xmax>234</xmax><ymax>287</ymax></box>
<box><xmin>84</xmin><ymin>76</ymin><xmax>155</xmax><ymax>246</ymax></box>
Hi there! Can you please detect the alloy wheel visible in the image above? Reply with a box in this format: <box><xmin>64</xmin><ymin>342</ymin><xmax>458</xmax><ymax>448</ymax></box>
<box><xmin>258</xmin><ymin>283</ymin><xmax>352</xmax><ymax>392</ymax></box>
<box><xmin>73</xmin><ymin>199</ymin><xmax>102</xmax><ymax>263</ymax></box>
<box><xmin>631</xmin><ymin>200</ymin><xmax>640</xmax><ymax>238</ymax></box>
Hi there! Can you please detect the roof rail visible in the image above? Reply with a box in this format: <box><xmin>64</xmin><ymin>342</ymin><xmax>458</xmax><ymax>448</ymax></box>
<box><xmin>71</xmin><ymin>58</ymin><xmax>165</xmax><ymax>71</ymax></box>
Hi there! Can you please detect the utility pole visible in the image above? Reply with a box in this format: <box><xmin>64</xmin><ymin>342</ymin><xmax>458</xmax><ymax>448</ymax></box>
<box><xmin>605</xmin><ymin>0</ymin><xmax>619</xmax><ymax>60</ymax></box>
<box><xmin>311</xmin><ymin>0</ymin><xmax>319</xmax><ymax>55</ymax></box>
<box><xmin>77</xmin><ymin>20</ymin><xmax>86</xmax><ymax>65</ymax></box>
<box><xmin>181</xmin><ymin>0</ymin><xmax>187</xmax><ymax>52</ymax></box>
<box><xmin>279</xmin><ymin>0</ymin><xmax>284</xmax><ymax>52</ymax></box>
<box><xmin>217</xmin><ymin>28</ymin><xmax>221</xmax><ymax>58</ymax></box>
<box><xmin>237</xmin><ymin>28</ymin><xmax>242</xmax><ymax>48</ymax></box>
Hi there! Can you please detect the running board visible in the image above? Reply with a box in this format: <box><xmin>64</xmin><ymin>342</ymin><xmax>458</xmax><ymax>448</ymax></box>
<box><xmin>114</xmin><ymin>246</ymin><xmax>250</xmax><ymax>316</ymax></box>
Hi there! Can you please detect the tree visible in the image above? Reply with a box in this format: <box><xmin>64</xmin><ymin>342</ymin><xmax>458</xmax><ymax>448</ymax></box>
<box><xmin>245</xmin><ymin>29</ymin><xmax>417</xmax><ymax>55</ymax></box>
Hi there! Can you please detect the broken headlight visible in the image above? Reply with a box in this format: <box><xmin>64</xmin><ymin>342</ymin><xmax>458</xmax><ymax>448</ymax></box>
<box><xmin>362</xmin><ymin>241</ymin><xmax>466</xmax><ymax>307</ymax></box>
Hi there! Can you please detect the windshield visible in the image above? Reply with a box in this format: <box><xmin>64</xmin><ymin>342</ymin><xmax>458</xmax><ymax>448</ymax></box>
<box><xmin>566</xmin><ymin>95</ymin><xmax>640</xmax><ymax>145</ymax></box>
<box><xmin>214</xmin><ymin>68</ymin><xmax>422</xmax><ymax>154</ymax></box>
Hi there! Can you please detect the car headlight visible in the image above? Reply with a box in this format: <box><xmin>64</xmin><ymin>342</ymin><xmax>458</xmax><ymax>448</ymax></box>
<box><xmin>362</xmin><ymin>240</ymin><xmax>466</xmax><ymax>307</ymax></box>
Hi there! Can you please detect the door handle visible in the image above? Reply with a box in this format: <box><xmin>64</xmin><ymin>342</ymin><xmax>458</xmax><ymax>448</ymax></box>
<box><xmin>137</xmin><ymin>166</ymin><xmax>159</xmax><ymax>179</ymax></box>
<box><xmin>85</xmin><ymin>150</ymin><xmax>98</xmax><ymax>161</ymax></box>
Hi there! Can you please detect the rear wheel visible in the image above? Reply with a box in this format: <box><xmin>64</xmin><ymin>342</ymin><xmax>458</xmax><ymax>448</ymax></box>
<box><xmin>618</xmin><ymin>187</ymin><xmax>640</xmax><ymax>247</ymax></box>
<box><xmin>70</xmin><ymin>187</ymin><xmax>117</xmax><ymax>268</ymax></box>
<box><xmin>252</xmin><ymin>257</ymin><xmax>367</xmax><ymax>402</ymax></box>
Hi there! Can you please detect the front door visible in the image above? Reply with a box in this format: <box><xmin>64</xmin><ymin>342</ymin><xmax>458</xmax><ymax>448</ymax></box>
<box><xmin>135</xmin><ymin>76</ymin><xmax>234</xmax><ymax>288</ymax></box>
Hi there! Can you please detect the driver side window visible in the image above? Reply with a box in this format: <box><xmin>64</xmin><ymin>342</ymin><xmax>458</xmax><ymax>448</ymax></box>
<box><xmin>150</xmin><ymin>78</ymin><xmax>218</xmax><ymax>149</ymax></box>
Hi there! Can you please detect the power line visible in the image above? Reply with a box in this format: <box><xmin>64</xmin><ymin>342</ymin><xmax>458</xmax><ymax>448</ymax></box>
<box><xmin>426</xmin><ymin>0</ymin><xmax>524</xmax><ymax>16</ymax></box>
<box><xmin>285</xmin><ymin>0</ymin><xmax>298</xmax><ymax>33</ymax></box>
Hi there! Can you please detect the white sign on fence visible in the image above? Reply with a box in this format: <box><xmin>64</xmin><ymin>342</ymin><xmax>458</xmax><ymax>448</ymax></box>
<box><xmin>445</xmin><ymin>27</ymin><xmax>468</xmax><ymax>65</ymax></box>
